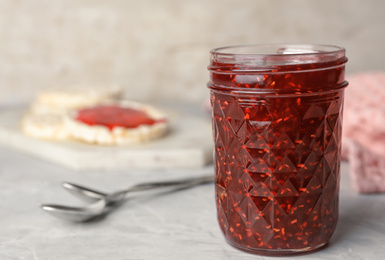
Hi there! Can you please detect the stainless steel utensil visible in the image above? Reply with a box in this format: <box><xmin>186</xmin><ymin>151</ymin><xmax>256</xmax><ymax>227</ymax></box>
<box><xmin>41</xmin><ymin>175</ymin><xmax>214</xmax><ymax>222</ymax></box>
<box><xmin>62</xmin><ymin>182</ymin><xmax>107</xmax><ymax>202</ymax></box>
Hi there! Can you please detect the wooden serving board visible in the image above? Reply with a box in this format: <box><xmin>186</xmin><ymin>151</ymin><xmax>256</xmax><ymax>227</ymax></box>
<box><xmin>0</xmin><ymin>107</ymin><xmax>213</xmax><ymax>170</ymax></box>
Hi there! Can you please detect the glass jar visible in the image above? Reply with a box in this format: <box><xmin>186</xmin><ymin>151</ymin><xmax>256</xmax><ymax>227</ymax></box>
<box><xmin>208</xmin><ymin>44</ymin><xmax>348</xmax><ymax>256</ymax></box>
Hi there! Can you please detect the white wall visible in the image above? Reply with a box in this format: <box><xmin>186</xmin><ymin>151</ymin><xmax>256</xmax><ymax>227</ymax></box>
<box><xmin>0</xmin><ymin>0</ymin><xmax>384</xmax><ymax>105</ymax></box>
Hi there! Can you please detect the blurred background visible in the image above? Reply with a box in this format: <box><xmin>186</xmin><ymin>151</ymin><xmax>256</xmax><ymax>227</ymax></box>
<box><xmin>0</xmin><ymin>0</ymin><xmax>384</xmax><ymax>105</ymax></box>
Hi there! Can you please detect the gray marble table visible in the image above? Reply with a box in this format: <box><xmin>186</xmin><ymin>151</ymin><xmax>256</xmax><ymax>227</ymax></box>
<box><xmin>0</xmin><ymin>140</ymin><xmax>384</xmax><ymax>259</ymax></box>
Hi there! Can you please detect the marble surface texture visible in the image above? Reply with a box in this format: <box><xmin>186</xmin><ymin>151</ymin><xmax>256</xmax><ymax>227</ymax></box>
<box><xmin>1</xmin><ymin>145</ymin><xmax>385</xmax><ymax>259</ymax></box>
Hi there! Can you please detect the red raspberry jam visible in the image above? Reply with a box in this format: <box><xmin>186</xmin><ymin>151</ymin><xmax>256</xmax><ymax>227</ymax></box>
<box><xmin>208</xmin><ymin>44</ymin><xmax>348</xmax><ymax>256</ymax></box>
<box><xmin>76</xmin><ymin>105</ymin><xmax>158</xmax><ymax>130</ymax></box>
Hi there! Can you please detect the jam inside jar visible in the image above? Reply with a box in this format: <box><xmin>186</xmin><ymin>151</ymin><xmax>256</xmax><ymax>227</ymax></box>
<box><xmin>208</xmin><ymin>44</ymin><xmax>348</xmax><ymax>256</ymax></box>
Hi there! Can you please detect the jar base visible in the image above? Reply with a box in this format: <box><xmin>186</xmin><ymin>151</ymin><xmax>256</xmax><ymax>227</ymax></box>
<box><xmin>226</xmin><ymin>240</ymin><xmax>328</xmax><ymax>256</ymax></box>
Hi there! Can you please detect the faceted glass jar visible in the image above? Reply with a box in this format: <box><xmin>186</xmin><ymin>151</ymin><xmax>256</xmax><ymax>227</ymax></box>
<box><xmin>207</xmin><ymin>44</ymin><xmax>348</xmax><ymax>256</ymax></box>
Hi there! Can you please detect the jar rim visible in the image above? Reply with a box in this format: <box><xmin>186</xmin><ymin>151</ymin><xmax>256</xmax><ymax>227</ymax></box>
<box><xmin>210</xmin><ymin>44</ymin><xmax>346</xmax><ymax>67</ymax></box>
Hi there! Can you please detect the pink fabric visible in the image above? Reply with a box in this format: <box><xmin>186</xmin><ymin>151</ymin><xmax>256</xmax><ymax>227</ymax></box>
<box><xmin>342</xmin><ymin>72</ymin><xmax>385</xmax><ymax>193</ymax></box>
